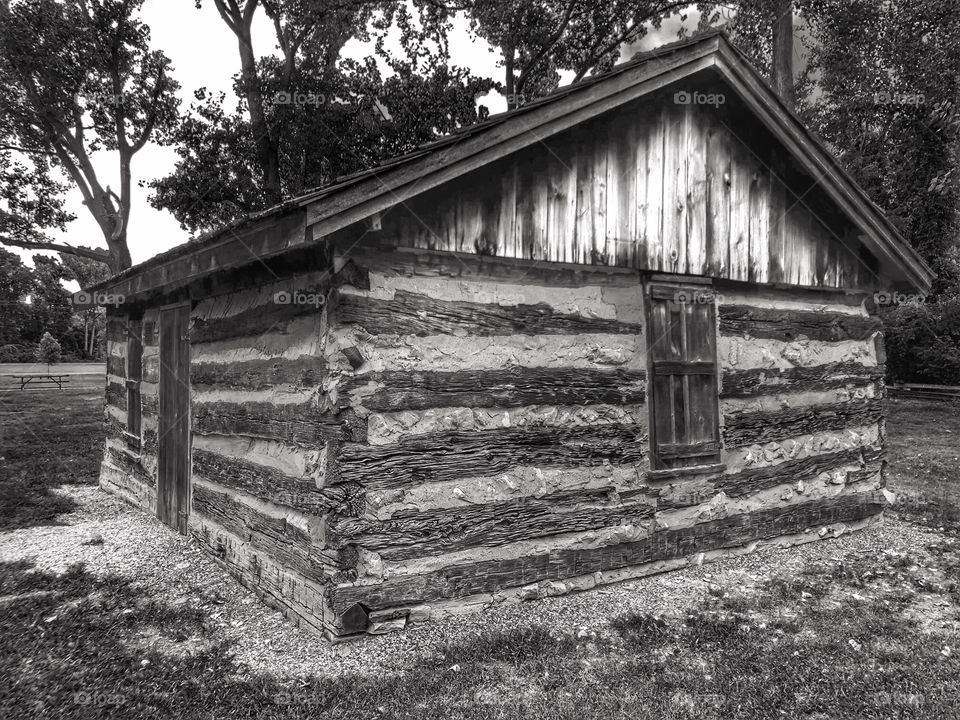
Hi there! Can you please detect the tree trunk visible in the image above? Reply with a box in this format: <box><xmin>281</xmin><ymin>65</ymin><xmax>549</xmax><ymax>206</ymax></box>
<box><xmin>236</xmin><ymin>23</ymin><xmax>282</xmax><ymax>206</ymax></box>
<box><xmin>771</xmin><ymin>0</ymin><xmax>795</xmax><ymax>110</ymax></box>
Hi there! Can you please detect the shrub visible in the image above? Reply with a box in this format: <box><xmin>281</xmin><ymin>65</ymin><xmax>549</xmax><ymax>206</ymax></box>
<box><xmin>882</xmin><ymin>297</ymin><xmax>960</xmax><ymax>385</ymax></box>
<box><xmin>35</xmin><ymin>332</ymin><xmax>61</xmax><ymax>370</ymax></box>
<box><xmin>0</xmin><ymin>344</ymin><xmax>38</xmax><ymax>363</ymax></box>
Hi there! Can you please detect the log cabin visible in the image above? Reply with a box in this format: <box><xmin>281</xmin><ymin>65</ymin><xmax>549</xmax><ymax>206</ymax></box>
<box><xmin>87</xmin><ymin>31</ymin><xmax>933</xmax><ymax>640</ymax></box>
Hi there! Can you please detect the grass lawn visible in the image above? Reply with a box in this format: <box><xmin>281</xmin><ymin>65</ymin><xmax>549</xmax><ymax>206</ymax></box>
<box><xmin>1</xmin><ymin>391</ymin><xmax>960</xmax><ymax>718</ymax></box>
<box><xmin>0</xmin><ymin>386</ymin><xmax>104</xmax><ymax>530</ymax></box>
<box><xmin>885</xmin><ymin>397</ymin><xmax>960</xmax><ymax>527</ymax></box>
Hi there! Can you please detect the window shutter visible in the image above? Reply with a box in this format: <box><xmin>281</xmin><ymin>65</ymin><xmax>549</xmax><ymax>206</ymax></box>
<box><xmin>646</xmin><ymin>284</ymin><xmax>721</xmax><ymax>469</ymax></box>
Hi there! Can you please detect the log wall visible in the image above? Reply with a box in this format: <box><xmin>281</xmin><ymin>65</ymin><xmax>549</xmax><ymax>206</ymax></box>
<box><xmin>98</xmin><ymin>243</ymin><xmax>890</xmax><ymax>639</ymax></box>
<box><xmin>317</xmin><ymin>248</ymin><xmax>888</xmax><ymax>632</ymax></box>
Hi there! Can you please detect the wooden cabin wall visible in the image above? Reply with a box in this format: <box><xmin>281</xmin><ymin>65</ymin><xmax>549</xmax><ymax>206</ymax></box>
<box><xmin>99</xmin><ymin>311</ymin><xmax>157</xmax><ymax>512</ymax></box>
<box><xmin>318</xmin><ymin>248</ymin><xmax>888</xmax><ymax>632</ymax></box>
<box><xmin>184</xmin><ymin>271</ymin><xmax>341</xmax><ymax>636</ymax></box>
<box><xmin>374</xmin><ymin>88</ymin><xmax>879</xmax><ymax>291</ymax></box>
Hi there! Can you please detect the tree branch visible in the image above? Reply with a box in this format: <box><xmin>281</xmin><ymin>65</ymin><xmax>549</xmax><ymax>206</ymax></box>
<box><xmin>0</xmin><ymin>235</ymin><xmax>110</xmax><ymax>264</ymax></box>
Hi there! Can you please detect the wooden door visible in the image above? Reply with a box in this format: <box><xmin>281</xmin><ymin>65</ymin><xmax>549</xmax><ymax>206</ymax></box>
<box><xmin>646</xmin><ymin>283</ymin><xmax>722</xmax><ymax>469</ymax></box>
<box><xmin>157</xmin><ymin>304</ymin><xmax>191</xmax><ymax>533</ymax></box>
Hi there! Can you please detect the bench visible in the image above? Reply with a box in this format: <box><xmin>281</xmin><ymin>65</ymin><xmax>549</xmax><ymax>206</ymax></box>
<box><xmin>17</xmin><ymin>375</ymin><xmax>70</xmax><ymax>391</ymax></box>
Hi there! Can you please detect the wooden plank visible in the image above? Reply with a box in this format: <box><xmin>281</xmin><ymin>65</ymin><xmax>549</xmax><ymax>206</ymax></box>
<box><xmin>328</xmin><ymin>492</ymin><xmax>885</xmax><ymax>615</ymax></box>
<box><xmin>193</xmin><ymin>400</ymin><xmax>341</xmax><ymax>446</ymax></box>
<box><xmin>727</xmin><ymin>139</ymin><xmax>751</xmax><ymax>281</ymax></box>
<box><xmin>662</xmin><ymin>103</ymin><xmax>685</xmax><ymax>272</ymax></box>
<box><xmin>191</xmin><ymin>299</ymin><xmax>320</xmax><ymax>344</ymax></box>
<box><xmin>685</xmin><ymin>103</ymin><xmax>708</xmax><ymax>275</ymax></box>
<box><xmin>190</xmin><ymin>356</ymin><xmax>326</xmax><ymax>390</ymax></box>
<box><xmin>643</xmin><ymin>109</ymin><xmax>664</xmax><ymax>270</ymax></box>
<box><xmin>334</xmin><ymin>290</ymin><xmax>642</xmax><ymax>337</ymax></box>
<box><xmin>592</xmin><ymin>125</ymin><xmax>609</xmax><ymax>263</ymax></box>
<box><xmin>107</xmin><ymin>355</ymin><xmax>126</xmax><ymax>378</ymax></box>
<box><xmin>158</xmin><ymin>304</ymin><xmax>191</xmax><ymax>535</ymax></box>
<box><xmin>718</xmin><ymin>305</ymin><xmax>881</xmax><ymax>341</ymax></box>
<box><xmin>106</xmin><ymin>445</ymin><xmax>155</xmax><ymax>487</ymax></box>
<box><xmin>191</xmin><ymin>484</ymin><xmax>327</xmax><ymax>583</ymax></box>
<box><xmin>337</xmin><ymin>424</ymin><xmax>648</xmax><ymax>491</ymax></box>
<box><xmin>717</xmin><ymin>445</ymin><xmax>883</xmax><ymax>497</ymax></box>
<box><xmin>705</xmin><ymin>114</ymin><xmax>731</xmax><ymax>277</ymax></box>
<box><xmin>106</xmin><ymin>381</ymin><xmax>127</xmax><ymax>411</ymax></box>
<box><xmin>721</xmin><ymin>362</ymin><xmax>882</xmax><ymax>398</ymax></box>
<box><xmin>722</xmin><ymin>398</ymin><xmax>882</xmax><ymax>448</ymax></box>
<box><xmin>328</xmin><ymin>486</ymin><xmax>656</xmax><ymax>561</ymax></box>
<box><xmin>341</xmin><ymin>367</ymin><xmax>647</xmax><ymax>412</ymax></box>
<box><xmin>192</xmin><ymin>448</ymin><xmax>361</xmax><ymax>515</ymax></box>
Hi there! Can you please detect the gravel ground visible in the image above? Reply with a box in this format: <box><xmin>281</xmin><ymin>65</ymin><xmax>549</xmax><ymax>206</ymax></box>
<box><xmin>0</xmin><ymin>485</ymin><xmax>943</xmax><ymax>679</ymax></box>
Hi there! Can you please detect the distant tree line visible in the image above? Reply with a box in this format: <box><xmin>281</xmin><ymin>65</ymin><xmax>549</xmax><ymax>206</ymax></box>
<box><xmin>0</xmin><ymin>248</ymin><xmax>108</xmax><ymax>363</ymax></box>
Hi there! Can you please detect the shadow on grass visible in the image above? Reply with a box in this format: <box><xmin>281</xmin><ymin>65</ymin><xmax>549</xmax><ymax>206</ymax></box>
<box><xmin>6</xmin><ymin>542</ymin><xmax>960</xmax><ymax>720</ymax></box>
<box><xmin>0</xmin><ymin>389</ymin><xmax>103</xmax><ymax>530</ymax></box>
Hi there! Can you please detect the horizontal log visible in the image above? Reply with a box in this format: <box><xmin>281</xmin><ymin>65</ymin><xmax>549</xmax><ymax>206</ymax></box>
<box><xmin>106</xmin><ymin>381</ymin><xmax>126</xmax><ymax>412</ymax></box>
<box><xmin>716</xmin><ymin>445</ymin><xmax>883</xmax><ymax>497</ymax></box>
<box><xmin>105</xmin><ymin>316</ymin><xmax>129</xmax><ymax>343</ymax></box>
<box><xmin>719</xmin><ymin>306</ymin><xmax>882</xmax><ymax>342</ymax></box>
<box><xmin>720</xmin><ymin>362</ymin><xmax>882</xmax><ymax>399</ymax></box>
<box><xmin>337</xmin><ymin>424</ymin><xmax>648</xmax><ymax>491</ymax></box>
<box><xmin>192</xmin><ymin>448</ymin><xmax>362</xmax><ymax>516</ymax></box>
<box><xmin>142</xmin><ymin>428</ymin><xmax>157</xmax><ymax>455</ymax></box>
<box><xmin>334</xmin><ymin>289</ymin><xmax>642</xmax><ymax>337</ymax></box>
<box><xmin>190</xmin><ymin>299</ymin><xmax>320</xmax><ymax>344</ymax></box>
<box><xmin>342</xmin><ymin>367</ymin><xmax>647</xmax><ymax>412</ymax></box>
<box><xmin>106</xmin><ymin>355</ymin><xmax>126</xmax><ymax>378</ymax></box>
<box><xmin>193</xmin><ymin>401</ymin><xmax>341</xmax><ymax>446</ymax></box>
<box><xmin>191</xmin><ymin>356</ymin><xmax>326</xmax><ymax>391</ymax></box>
<box><xmin>328</xmin><ymin>486</ymin><xmax>656</xmax><ymax>561</ymax></box>
<box><xmin>328</xmin><ymin>493</ymin><xmax>885</xmax><ymax>614</ymax></box>
<box><xmin>722</xmin><ymin>399</ymin><xmax>882</xmax><ymax>448</ymax></box>
<box><xmin>191</xmin><ymin>484</ymin><xmax>328</xmax><ymax>583</ymax></box>
<box><xmin>141</xmin><ymin>392</ymin><xmax>158</xmax><ymax>415</ymax></box>
<box><xmin>105</xmin><ymin>446</ymin><xmax>154</xmax><ymax>487</ymax></box>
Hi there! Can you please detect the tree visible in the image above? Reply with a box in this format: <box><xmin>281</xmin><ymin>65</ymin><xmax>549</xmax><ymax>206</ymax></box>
<box><xmin>60</xmin><ymin>250</ymin><xmax>111</xmax><ymax>358</ymax></box>
<box><xmin>0</xmin><ymin>247</ymin><xmax>34</xmax><ymax>345</ymax></box>
<box><xmin>0</xmin><ymin>0</ymin><xmax>180</xmax><ymax>272</ymax></box>
<box><xmin>797</xmin><ymin>0</ymin><xmax>960</xmax><ymax>292</ymax></box>
<box><xmin>35</xmin><ymin>331</ymin><xmax>61</xmax><ymax>371</ymax></box>
<box><xmin>150</xmin><ymin>0</ymin><xmax>493</xmax><ymax>233</ymax></box>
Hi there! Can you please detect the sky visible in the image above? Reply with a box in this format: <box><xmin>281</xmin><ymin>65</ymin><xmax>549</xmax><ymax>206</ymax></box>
<box><xmin>25</xmin><ymin>1</ymin><xmax>696</xmax><ymax>272</ymax></box>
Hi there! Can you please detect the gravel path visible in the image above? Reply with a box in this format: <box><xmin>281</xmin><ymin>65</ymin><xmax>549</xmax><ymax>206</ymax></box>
<box><xmin>0</xmin><ymin>485</ymin><xmax>942</xmax><ymax>678</ymax></box>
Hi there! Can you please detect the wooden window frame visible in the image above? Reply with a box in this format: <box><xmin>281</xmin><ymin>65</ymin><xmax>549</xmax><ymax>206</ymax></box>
<box><xmin>644</xmin><ymin>277</ymin><xmax>722</xmax><ymax>471</ymax></box>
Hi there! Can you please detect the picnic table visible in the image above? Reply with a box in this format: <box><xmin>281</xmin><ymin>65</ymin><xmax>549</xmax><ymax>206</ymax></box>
<box><xmin>16</xmin><ymin>374</ymin><xmax>70</xmax><ymax>391</ymax></box>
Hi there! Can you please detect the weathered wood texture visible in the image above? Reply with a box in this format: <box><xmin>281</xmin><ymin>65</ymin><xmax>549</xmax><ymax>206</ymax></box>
<box><xmin>716</xmin><ymin>446</ymin><xmax>883</xmax><ymax>497</ymax></box>
<box><xmin>718</xmin><ymin>306</ymin><xmax>882</xmax><ymax>341</ymax></box>
<box><xmin>365</xmin><ymin>93</ymin><xmax>876</xmax><ymax>290</ymax></box>
<box><xmin>328</xmin><ymin>493</ymin><xmax>884</xmax><ymax>614</ymax></box>
<box><xmin>722</xmin><ymin>399</ymin><xmax>882</xmax><ymax>448</ymax></box>
<box><xmin>326</xmin><ymin>487</ymin><xmax>656</xmax><ymax>561</ymax></box>
<box><xmin>337</xmin><ymin>424</ymin><xmax>648</xmax><ymax>491</ymax></box>
<box><xmin>192</xmin><ymin>484</ymin><xmax>329</xmax><ymax>582</ymax></box>
<box><xmin>193</xmin><ymin>401</ymin><xmax>340</xmax><ymax>446</ymax></box>
<box><xmin>720</xmin><ymin>362</ymin><xmax>882</xmax><ymax>398</ymax></box>
<box><xmin>335</xmin><ymin>290</ymin><xmax>642</xmax><ymax>337</ymax></box>
<box><xmin>191</xmin><ymin>357</ymin><xmax>326</xmax><ymax>390</ymax></box>
<box><xmin>342</xmin><ymin>367</ymin><xmax>647</xmax><ymax>412</ymax></box>
<box><xmin>192</xmin><ymin>448</ymin><xmax>361</xmax><ymax>515</ymax></box>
